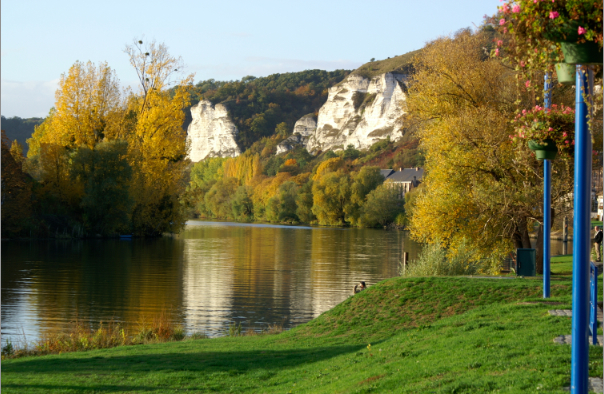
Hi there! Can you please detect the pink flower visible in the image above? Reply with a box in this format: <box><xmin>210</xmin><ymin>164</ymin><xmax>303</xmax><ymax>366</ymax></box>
<box><xmin>548</xmin><ymin>127</ymin><xmax>553</xmax><ymax>131</ymax></box>
<box><xmin>578</xmin><ymin>26</ymin><xmax>586</xmax><ymax>35</ymax></box>
<box><xmin>563</xmin><ymin>132</ymin><xmax>568</xmax><ymax>137</ymax></box>
<box><xmin>549</xmin><ymin>11</ymin><xmax>559</xmax><ymax>19</ymax></box>
<box><xmin>525</xmin><ymin>80</ymin><xmax>531</xmax><ymax>87</ymax></box>
<box><xmin>572</xmin><ymin>141</ymin><xmax>575</xmax><ymax>145</ymax></box>
<box><xmin>522</xmin><ymin>109</ymin><xmax>527</xmax><ymax>114</ymax></box>
<box><xmin>512</xmin><ymin>4</ymin><xmax>520</xmax><ymax>13</ymax></box>
<box><xmin>503</xmin><ymin>27</ymin><xmax>508</xmax><ymax>33</ymax></box>
<box><xmin>500</xmin><ymin>18</ymin><xmax>506</xmax><ymax>25</ymax></box>
<box><xmin>565</xmin><ymin>140</ymin><xmax>570</xmax><ymax>144</ymax></box>
<box><xmin>495</xmin><ymin>48</ymin><xmax>500</xmax><ymax>56</ymax></box>
<box><xmin>502</xmin><ymin>4</ymin><xmax>510</xmax><ymax>13</ymax></box>
<box><xmin>520</xmin><ymin>61</ymin><xmax>525</xmax><ymax>67</ymax></box>
<box><xmin>497</xmin><ymin>40</ymin><xmax>503</xmax><ymax>47</ymax></box>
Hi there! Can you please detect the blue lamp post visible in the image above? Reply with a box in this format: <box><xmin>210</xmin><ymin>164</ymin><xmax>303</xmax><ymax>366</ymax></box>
<box><xmin>543</xmin><ymin>73</ymin><xmax>552</xmax><ymax>298</ymax></box>
<box><xmin>570</xmin><ymin>65</ymin><xmax>594</xmax><ymax>394</ymax></box>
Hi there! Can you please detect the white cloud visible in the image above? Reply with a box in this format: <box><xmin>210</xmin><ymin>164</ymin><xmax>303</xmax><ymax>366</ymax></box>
<box><xmin>1</xmin><ymin>79</ymin><xmax>59</xmax><ymax>118</ymax></box>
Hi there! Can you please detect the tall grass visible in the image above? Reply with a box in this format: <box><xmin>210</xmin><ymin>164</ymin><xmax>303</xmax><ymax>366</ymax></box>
<box><xmin>1</xmin><ymin>310</ymin><xmax>195</xmax><ymax>360</ymax></box>
<box><xmin>400</xmin><ymin>239</ymin><xmax>498</xmax><ymax>277</ymax></box>
<box><xmin>2</xmin><ymin>314</ymin><xmax>287</xmax><ymax>359</ymax></box>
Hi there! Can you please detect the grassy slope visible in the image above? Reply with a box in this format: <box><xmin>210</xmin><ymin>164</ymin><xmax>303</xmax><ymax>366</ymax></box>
<box><xmin>3</xmin><ymin>259</ymin><xmax>602</xmax><ymax>393</ymax></box>
<box><xmin>351</xmin><ymin>50</ymin><xmax>421</xmax><ymax>80</ymax></box>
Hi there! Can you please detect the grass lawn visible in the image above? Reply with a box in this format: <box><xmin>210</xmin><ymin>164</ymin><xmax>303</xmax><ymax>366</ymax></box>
<box><xmin>2</xmin><ymin>264</ymin><xmax>602</xmax><ymax>393</ymax></box>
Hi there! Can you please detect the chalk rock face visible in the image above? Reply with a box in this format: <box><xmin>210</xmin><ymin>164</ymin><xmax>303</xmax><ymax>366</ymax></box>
<box><xmin>275</xmin><ymin>114</ymin><xmax>317</xmax><ymax>155</ymax></box>
<box><xmin>187</xmin><ymin>100</ymin><xmax>241</xmax><ymax>162</ymax></box>
<box><xmin>305</xmin><ymin>73</ymin><xmax>407</xmax><ymax>153</ymax></box>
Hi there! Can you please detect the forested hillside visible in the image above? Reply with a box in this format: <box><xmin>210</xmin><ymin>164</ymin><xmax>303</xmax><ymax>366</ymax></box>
<box><xmin>1</xmin><ymin>116</ymin><xmax>45</xmax><ymax>155</ymax></box>
<box><xmin>183</xmin><ymin>69</ymin><xmax>350</xmax><ymax>150</ymax></box>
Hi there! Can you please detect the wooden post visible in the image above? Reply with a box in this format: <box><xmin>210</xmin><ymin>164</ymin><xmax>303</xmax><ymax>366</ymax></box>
<box><xmin>402</xmin><ymin>252</ymin><xmax>409</xmax><ymax>275</ymax></box>
<box><xmin>563</xmin><ymin>216</ymin><xmax>568</xmax><ymax>255</ymax></box>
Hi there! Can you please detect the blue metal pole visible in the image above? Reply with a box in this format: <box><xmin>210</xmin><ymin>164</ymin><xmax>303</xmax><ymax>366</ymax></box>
<box><xmin>543</xmin><ymin>73</ymin><xmax>552</xmax><ymax>298</ymax></box>
<box><xmin>570</xmin><ymin>65</ymin><xmax>593</xmax><ymax>394</ymax></box>
<box><xmin>544</xmin><ymin>159</ymin><xmax>551</xmax><ymax>298</ymax></box>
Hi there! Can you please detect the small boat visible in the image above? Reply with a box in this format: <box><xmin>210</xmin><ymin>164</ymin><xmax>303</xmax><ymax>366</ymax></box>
<box><xmin>119</xmin><ymin>234</ymin><xmax>133</xmax><ymax>239</ymax></box>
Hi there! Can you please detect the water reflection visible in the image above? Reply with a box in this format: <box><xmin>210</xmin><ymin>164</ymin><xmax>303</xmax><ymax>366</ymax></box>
<box><xmin>2</xmin><ymin>222</ymin><xmax>422</xmax><ymax>344</ymax></box>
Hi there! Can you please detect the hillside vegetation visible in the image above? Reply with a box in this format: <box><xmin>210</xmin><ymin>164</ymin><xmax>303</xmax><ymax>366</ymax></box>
<box><xmin>352</xmin><ymin>50</ymin><xmax>420</xmax><ymax>79</ymax></box>
<box><xmin>1</xmin><ymin>116</ymin><xmax>44</xmax><ymax>155</ymax></box>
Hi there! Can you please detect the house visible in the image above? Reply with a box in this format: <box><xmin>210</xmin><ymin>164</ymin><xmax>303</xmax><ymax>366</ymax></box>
<box><xmin>382</xmin><ymin>167</ymin><xmax>424</xmax><ymax>199</ymax></box>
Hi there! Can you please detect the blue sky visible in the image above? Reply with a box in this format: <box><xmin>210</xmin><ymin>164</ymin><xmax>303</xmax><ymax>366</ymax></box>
<box><xmin>1</xmin><ymin>0</ymin><xmax>500</xmax><ymax>118</ymax></box>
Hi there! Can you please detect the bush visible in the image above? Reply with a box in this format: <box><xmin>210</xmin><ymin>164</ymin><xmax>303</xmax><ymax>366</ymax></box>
<box><xmin>401</xmin><ymin>239</ymin><xmax>489</xmax><ymax>277</ymax></box>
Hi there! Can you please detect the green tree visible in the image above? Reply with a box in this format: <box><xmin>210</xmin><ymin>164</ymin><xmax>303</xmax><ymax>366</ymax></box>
<box><xmin>70</xmin><ymin>140</ymin><xmax>133</xmax><ymax>235</ymax></box>
<box><xmin>276</xmin><ymin>181</ymin><xmax>299</xmax><ymax>222</ymax></box>
<box><xmin>231</xmin><ymin>185</ymin><xmax>254</xmax><ymax>221</ymax></box>
<box><xmin>275</xmin><ymin>122</ymin><xmax>289</xmax><ymax>138</ymax></box>
<box><xmin>204</xmin><ymin>177</ymin><xmax>238</xmax><ymax>219</ymax></box>
<box><xmin>360</xmin><ymin>184</ymin><xmax>404</xmax><ymax>227</ymax></box>
<box><xmin>342</xmin><ymin>144</ymin><xmax>361</xmax><ymax>161</ymax></box>
<box><xmin>296</xmin><ymin>180</ymin><xmax>316</xmax><ymax>223</ymax></box>
<box><xmin>344</xmin><ymin>166</ymin><xmax>384</xmax><ymax>225</ymax></box>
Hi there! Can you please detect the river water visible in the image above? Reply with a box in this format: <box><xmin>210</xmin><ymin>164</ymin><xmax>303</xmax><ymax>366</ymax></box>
<box><xmin>1</xmin><ymin>221</ymin><xmax>423</xmax><ymax>345</ymax></box>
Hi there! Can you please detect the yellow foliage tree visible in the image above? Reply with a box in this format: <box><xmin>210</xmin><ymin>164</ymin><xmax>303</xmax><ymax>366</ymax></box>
<box><xmin>312</xmin><ymin>157</ymin><xmax>344</xmax><ymax>181</ymax></box>
<box><xmin>406</xmin><ymin>29</ymin><xmax>573</xmax><ymax>271</ymax></box>
<box><xmin>47</xmin><ymin>61</ymin><xmax>124</xmax><ymax>148</ymax></box>
<box><xmin>223</xmin><ymin>153</ymin><xmax>262</xmax><ymax>185</ymax></box>
<box><xmin>124</xmin><ymin>39</ymin><xmax>194</xmax><ymax>235</ymax></box>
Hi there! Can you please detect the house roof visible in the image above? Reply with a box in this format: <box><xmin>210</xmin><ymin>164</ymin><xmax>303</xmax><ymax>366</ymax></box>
<box><xmin>380</xmin><ymin>169</ymin><xmax>395</xmax><ymax>179</ymax></box>
<box><xmin>384</xmin><ymin>167</ymin><xmax>424</xmax><ymax>183</ymax></box>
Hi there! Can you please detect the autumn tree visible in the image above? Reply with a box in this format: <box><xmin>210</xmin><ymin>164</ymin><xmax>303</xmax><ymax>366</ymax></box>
<box><xmin>407</xmin><ymin>29</ymin><xmax>573</xmax><ymax>270</ymax></box>
<box><xmin>46</xmin><ymin>61</ymin><xmax>123</xmax><ymax>148</ymax></box>
<box><xmin>312</xmin><ymin>170</ymin><xmax>350</xmax><ymax>226</ymax></box>
<box><xmin>23</xmin><ymin>62</ymin><xmax>125</xmax><ymax>232</ymax></box>
<box><xmin>124</xmin><ymin>39</ymin><xmax>194</xmax><ymax>235</ymax></box>
<box><xmin>10</xmin><ymin>139</ymin><xmax>25</xmax><ymax>168</ymax></box>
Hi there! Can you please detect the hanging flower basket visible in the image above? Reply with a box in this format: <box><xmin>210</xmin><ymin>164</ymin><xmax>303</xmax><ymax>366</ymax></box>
<box><xmin>561</xmin><ymin>41</ymin><xmax>603</xmax><ymax>65</ymax></box>
<box><xmin>510</xmin><ymin>104</ymin><xmax>575</xmax><ymax>162</ymax></box>
<box><xmin>528</xmin><ymin>139</ymin><xmax>558</xmax><ymax>160</ymax></box>
<box><xmin>555</xmin><ymin>62</ymin><xmax>576</xmax><ymax>84</ymax></box>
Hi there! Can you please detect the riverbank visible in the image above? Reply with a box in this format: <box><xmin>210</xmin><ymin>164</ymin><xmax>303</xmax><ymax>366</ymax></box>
<box><xmin>2</xmin><ymin>257</ymin><xmax>602</xmax><ymax>393</ymax></box>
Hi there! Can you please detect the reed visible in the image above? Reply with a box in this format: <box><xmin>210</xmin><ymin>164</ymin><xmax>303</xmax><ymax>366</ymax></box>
<box><xmin>2</xmin><ymin>310</ymin><xmax>192</xmax><ymax>360</ymax></box>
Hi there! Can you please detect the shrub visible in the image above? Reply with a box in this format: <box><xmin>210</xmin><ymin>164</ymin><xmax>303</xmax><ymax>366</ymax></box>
<box><xmin>401</xmin><ymin>239</ymin><xmax>494</xmax><ymax>277</ymax></box>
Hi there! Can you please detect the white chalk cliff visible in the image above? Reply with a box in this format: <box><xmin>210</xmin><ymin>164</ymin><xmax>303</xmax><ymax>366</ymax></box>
<box><xmin>304</xmin><ymin>73</ymin><xmax>407</xmax><ymax>153</ymax></box>
<box><xmin>275</xmin><ymin>114</ymin><xmax>317</xmax><ymax>155</ymax></box>
<box><xmin>186</xmin><ymin>100</ymin><xmax>241</xmax><ymax>162</ymax></box>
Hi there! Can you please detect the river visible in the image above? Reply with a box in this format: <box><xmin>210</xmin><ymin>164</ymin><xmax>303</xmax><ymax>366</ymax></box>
<box><xmin>1</xmin><ymin>221</ymin><xmax>423</xmax><ymax>345</ymax></box>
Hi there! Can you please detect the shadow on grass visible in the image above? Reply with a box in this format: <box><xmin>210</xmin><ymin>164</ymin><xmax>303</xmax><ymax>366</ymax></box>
<box><xmin>3</xmin><ymin>344</ymin><xmax>365</xmax><ymax>375</ymax></box>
